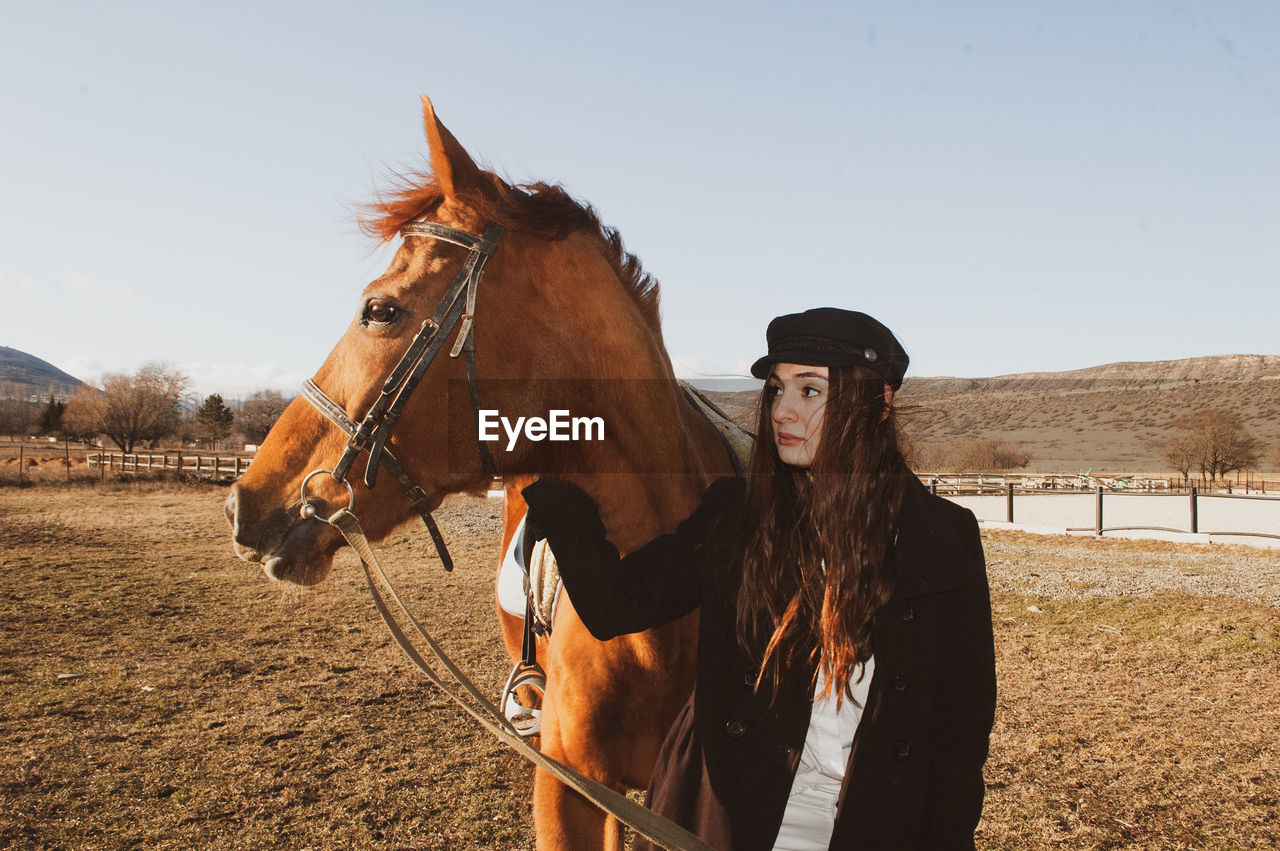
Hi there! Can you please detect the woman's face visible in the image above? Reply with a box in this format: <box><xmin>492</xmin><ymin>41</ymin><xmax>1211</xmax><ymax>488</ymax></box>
<box><xmin>768</xmin><ymin>363</ymin><xmax>828</xmax><ymax>468</ymax></box>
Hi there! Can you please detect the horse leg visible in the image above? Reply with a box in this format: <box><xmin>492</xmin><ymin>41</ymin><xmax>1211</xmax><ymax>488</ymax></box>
<box><xmin>532</xmin><ymin>688</ymin><xmax>625</xmax><ymax>851</ymax></box>
<box><xmin>532</xmin><ymin>771</ymin><xmax>624</xmax><ymax>851</ymax></box>
<box><xmin>534</xmin><ymin>598</ymin><xmax>674</xmax><ymax>850</ymax></box>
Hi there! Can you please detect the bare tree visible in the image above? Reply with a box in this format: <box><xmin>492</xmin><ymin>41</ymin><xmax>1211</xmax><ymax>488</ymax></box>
<box><xmin>63</xmin><ymin>363</ymin><xmax>189</xmax><ymax>453</ymax></box>
<box><xmin>1158</xmin><ymin>431</ymin><xmax>1198</xmax><ymax>481</ymax></box>
<box><xmin>944</xmin><ymin>437</ymin><xmax>1031</xmax><ymax>472</ymax></box>
<box><xmin>237</xmin><ymin>389</ymin><xmax>291</xmax><ymax>444</ymax></box>
<box><xmin>1162</xmin><ymin>409</ymin><xmax>1261</xmax><ymax>484</ymax></box>
<box><xmin>903</xmin><ymin>440</ymin><xmax>949</xmax><ymax>472</ymax></box>
<box><xmin>1271</xmin><ymin>441</ymin><xmax>1280</xmax><ymax>472</ymax></box>
<box><xmin>0</xmin><ymin>397</ymin><xmax>35</xmax><ymax>440</ymax></box>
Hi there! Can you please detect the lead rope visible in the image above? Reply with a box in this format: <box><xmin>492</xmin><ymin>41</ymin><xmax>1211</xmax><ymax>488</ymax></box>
<box><xmin>324</xmin><ymin>507</ymin><xmax>713</xmax><ymax>851</ymax></box>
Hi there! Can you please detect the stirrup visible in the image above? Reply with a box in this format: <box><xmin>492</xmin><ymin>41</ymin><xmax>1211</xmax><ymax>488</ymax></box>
<box><xmin>500</xmin><ymin>661</ymin><xmax>546</xmax><ymax>738</ymax></box>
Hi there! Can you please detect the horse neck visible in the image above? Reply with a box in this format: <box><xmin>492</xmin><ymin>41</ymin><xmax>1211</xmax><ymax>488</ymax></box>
<box><xmin>590</xmin><ymin>443</ymin><xmax>730</xmax><ymax>556</ymax></box>
<box><xmin>550</xmin><ymin>357</ymin><xmax>731</xmax><ymax>555</ymax></box>
<box><xmin>505</xmin><ymin>230</ymin><xmax>733</xmax><ymax>551</ymax></box>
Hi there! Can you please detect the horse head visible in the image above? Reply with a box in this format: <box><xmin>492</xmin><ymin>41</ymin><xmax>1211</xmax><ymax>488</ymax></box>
<box><xmin>227</xmin><ymin>96</ymin><xmax>723</xmax><ymax>585</ymax></box>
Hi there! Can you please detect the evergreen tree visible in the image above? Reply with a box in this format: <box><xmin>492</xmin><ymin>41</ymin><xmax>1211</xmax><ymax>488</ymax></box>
<box><xmin>196</xmin><ymin>393</ymin><xmax>235</xmax><ymax>449</ymax></box>
<box><xmin>37</xmin><ymin>395</ymin><xmax>66</xmax><ymax>436</ymax></box>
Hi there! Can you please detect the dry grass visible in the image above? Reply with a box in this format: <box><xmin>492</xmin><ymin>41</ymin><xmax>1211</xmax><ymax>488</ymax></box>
<box><xmin>1</xmin><ymin>485</ymin><xmax>1277</xmax><ymax>848</ymax></box>
<box><xmin>0</xmin><ymin>484</ymin><xmax>534</xmax><ymax>849</ymax></box>
<box><xmin>980</xmin><ymin>590</ymin><xmax>1279</xmax><ymax>848</ymax></box>
<box><xmin>0</xmin><ymin>441</ymin><xmax>91</xmax><ymax>488</ymax></box>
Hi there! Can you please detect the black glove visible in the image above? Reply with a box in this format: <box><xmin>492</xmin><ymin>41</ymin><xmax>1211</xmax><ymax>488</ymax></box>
<box><xmin>521</xmin><ymin>479</ymin><xmax>606</xmax><ymax>544</ymax></box>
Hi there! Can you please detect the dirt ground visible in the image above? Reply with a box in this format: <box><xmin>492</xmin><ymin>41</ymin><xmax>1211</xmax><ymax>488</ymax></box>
<box><xmin>1</xmin><ymin>483</ymin><xmax>1277</xmax><ymax>849</ymax></box>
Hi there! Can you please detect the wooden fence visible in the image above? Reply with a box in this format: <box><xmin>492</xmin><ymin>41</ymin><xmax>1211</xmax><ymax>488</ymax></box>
<box><xmin>87</xmin><ymin>452</ymin><xmax>251</xmax><ymax>481</ymax></box>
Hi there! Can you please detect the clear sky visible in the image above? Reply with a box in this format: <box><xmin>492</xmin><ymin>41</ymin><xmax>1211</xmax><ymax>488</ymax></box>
<box><xmin>2</xmin><ymin>1</ymin><xmax>1277</xmax><ymax>399</ymax></box>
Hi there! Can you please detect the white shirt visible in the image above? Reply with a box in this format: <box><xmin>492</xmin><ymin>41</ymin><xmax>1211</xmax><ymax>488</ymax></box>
<box><xmin>773</xmin><ymin>656</ymin><xmax>875</xmax><ymax>850</ymax></box>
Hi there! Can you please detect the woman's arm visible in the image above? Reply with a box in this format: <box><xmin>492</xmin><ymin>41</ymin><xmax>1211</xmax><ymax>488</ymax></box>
<box><xmin>920</xmin><ymin>510</ymin><xmax>997</xmax><ymax>847</ymax></box>
<box><xmin>521</xmin><ymin>477</ymin><xmax>743</xmax><ymax>641</ymax></box>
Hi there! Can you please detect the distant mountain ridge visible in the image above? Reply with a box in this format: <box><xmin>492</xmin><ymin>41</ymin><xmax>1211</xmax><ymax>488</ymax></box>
<box><xmin>706</xmin><ymin>353</ymin><xmax>1280</xmax><ymax>408</ymax></box>
<box><xmin>989</xmin><ymin>354</ymin><xmax>1280</xmax><ymax>382</ymax></box>
<box><xmin>703</xmin><ymin>354</ymin><xmax>1280</xmax><ymax>472</ymax></box>
<box><xmin>0</xmin><ymin>347</ymin><xmax>86</xmax><ymax>398</ymax></box>
<box><xmin>900</xmin><ymin>354</ymin><xmax>1280</xmax><ymax>397</ymax></box>
<box><xmin>902</xmin><ymin>354</ymin><xmax>1280</xmax><ymax>471</ymax></box>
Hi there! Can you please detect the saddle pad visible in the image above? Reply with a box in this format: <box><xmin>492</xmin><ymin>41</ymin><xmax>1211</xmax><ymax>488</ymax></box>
<box><xmin>678</xmin><ymin>380</ymin><xmax>754</xmax><ymax>476</ymax></box>
<box><xmin>496</xmin><ymin>512</ymin><xmax>529</xmax><ymax>618</ymax></box>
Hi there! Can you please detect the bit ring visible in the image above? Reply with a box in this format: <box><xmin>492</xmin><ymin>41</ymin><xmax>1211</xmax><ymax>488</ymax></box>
<box><xmin>299</xmin><ymin>469</ymin><xmax>355</xmax><ymax>523</ymax></box>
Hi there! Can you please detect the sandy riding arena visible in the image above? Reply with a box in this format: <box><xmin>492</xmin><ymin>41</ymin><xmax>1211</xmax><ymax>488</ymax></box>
<box><xmin>2</xmin><ymin>483</ymin><xmax>1278</xmax><ymax>849</ymax></box>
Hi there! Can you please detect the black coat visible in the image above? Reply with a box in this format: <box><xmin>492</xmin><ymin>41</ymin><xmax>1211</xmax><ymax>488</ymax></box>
<box><xmin>522</xmin><ymin>475</ymin><xmax>996</xmax><ymax>851</ymax></box>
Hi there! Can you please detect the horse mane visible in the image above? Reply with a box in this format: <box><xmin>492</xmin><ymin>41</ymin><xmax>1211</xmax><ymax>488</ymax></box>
<box><xmin>361</xmin><ymin>170</ymin><xmax>664</xmax><ymax>341</ymax></box>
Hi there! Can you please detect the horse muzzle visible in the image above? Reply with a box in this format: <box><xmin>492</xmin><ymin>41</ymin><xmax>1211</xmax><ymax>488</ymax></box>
<box><xmin>225</xmin><ymin>483</ymin><xmax>341</xmax><ymax>585</ymax></box>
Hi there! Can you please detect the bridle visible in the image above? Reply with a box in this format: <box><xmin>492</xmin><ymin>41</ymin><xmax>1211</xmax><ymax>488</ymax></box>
<box><xmin>298</xmin><ymin>220</ymin><xmax>505</xmax><ymax>568</ymax></box>
<box><xmin>281</xmin><ymin>216</ymin><xmax>714</xmax><ymax>851</ymax></box>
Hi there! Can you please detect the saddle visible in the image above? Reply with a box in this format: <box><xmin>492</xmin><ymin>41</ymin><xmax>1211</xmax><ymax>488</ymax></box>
<box><xmin>677</xmin><ymin>380</ymin><xmax>753</xmax><ymax>476</ymax></box>
<box><xmin>497</xmin><ymin>380</ymin><xmax>755</xmax><ymax>735</ymax></box>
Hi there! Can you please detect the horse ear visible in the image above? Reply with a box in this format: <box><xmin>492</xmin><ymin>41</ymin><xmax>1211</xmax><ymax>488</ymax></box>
<box><xmin>421</xmin><ymin>95</ymin><xmax>487</xmax><ymax>203</ymax></box>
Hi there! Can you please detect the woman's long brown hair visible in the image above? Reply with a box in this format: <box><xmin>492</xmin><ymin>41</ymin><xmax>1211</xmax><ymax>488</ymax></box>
<box><xmin>736</xmin><ymin>364</ymin><xmax>910</xmax><ymax>706</ymax></box>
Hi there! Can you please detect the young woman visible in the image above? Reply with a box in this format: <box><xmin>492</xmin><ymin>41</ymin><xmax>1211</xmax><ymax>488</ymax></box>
<box><xmin>522</xmin><ymin>308</ymin><xmax>996</xmax><ymax>850</ymax></box>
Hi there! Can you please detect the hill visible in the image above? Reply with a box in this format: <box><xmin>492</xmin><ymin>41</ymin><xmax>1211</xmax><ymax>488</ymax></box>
<box><xmin>701</xmin><ymin>354</ymin><xmax>1280</xmax><ymax>473</ymax></box>
<box><xmin>0</xmin><ymin>347</ymin><xmax>86</xmax><ymax>400</ymax></box>
<box><xmin>902</xmin><ymin>354</ymin><xmax>1280</xmax><ymax>396</ymax></box>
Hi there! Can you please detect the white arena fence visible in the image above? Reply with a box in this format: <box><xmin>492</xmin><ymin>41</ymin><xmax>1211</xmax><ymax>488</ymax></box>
<box><xmin>925</xmin><ymin>477</ymin><xmax>1280</xmax><ymax>548</ymax></box>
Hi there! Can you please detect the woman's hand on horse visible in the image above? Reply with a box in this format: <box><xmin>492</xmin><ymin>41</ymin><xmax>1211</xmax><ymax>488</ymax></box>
<box><xmin>521</xmin><ymin>479</ymin><xmax>602</xmax><ymax>539</ymax></box>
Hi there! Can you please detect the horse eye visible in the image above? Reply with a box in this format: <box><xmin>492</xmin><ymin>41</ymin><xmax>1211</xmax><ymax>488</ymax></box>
<box><xmin>362</xmin><ymin>299</ymin><xmax>400</xmax><ymax>326</ymax></box>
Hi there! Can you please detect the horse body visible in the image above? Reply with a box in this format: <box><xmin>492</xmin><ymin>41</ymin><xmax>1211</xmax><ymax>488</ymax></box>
<box><xmin>227</xmin><ymin>97</ymin><xmax>734</xmax><ymax>848</ymax></box>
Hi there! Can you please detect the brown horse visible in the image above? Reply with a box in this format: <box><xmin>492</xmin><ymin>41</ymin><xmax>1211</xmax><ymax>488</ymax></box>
<box><xmin>226</xmin><ymin>97</ymin><xmax>735</xmax><ymax>849</ymax></box>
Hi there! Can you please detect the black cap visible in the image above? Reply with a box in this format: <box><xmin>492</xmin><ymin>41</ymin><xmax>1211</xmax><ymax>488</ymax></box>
<box><xmin>750</xmin><ymin>307</ymin><xmax>909</xmax><ymax>390</ymax></box>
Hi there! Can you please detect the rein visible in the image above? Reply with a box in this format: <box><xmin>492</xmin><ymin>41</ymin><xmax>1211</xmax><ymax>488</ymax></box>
<box><xmin>296</xmin><ymin>219</ymin><xmax>712</xmax><ymax>851</ymax></box>
<box><xmin>323</xmin><ymin>505</ymin><xmax>711</xmax><ymax>851</ymax></box>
